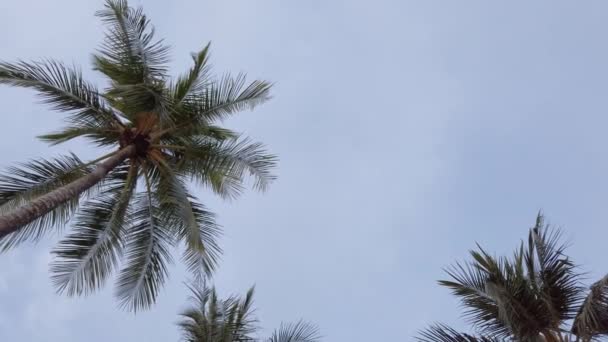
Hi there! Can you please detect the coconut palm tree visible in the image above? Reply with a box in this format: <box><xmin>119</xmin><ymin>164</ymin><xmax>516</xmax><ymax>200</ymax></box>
<box><xmin>0</xmin><ymin>0</ymin><xmax>276</xmax><ymax>311</ymax></box>
<box><xmin>178</xmin><ymin>282</ymin><xmax>321</xmax><ymax>342</ymax></box>
<box><xmin>417</xmin><ymin>214</ymin><xmax>608</xmax><ymax>342</ymax></box>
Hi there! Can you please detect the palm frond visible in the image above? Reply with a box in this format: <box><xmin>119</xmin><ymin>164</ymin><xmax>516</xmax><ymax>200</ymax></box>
<box><xmin>173</xmin><ymin>43</ymin><xmax>212</xmax><ymax>103</ymax></box>
<box><xmin>94</xmin><ymin>0</ymin><xmax>169</xmax><ymax>85</ymax></box>
<box><xmin>439</xmin><ymin>258</ymin><xmax>508</xmax><ymax>338</ymax></box>
<box><xmin>0</xmin><ymin>59</ymin><xmax>122</xmax><ymax>127</ymax></box>
<box><xmin>179</xmin><ymin>73</ymin><xmax>271</xmax><ymax>124</ymax></box>
<box><xmin>416</xmin><ymin>324</ymin><xmax>496</xmax><ymax>342</ymax></box>
<box><xmin>572</xmin><ymin>275</ymin><xmax>608</xmax><ymax>339</ymax></box>
<box><xmin>168</xmin><ymin>136</ymin><xmax>277</xmax><ymax>197</ymax></box>
<box><xmin>267</xmin><ymin>320</ymin><xmax>321</xmax><ymax>342</ymax></box>
<box><xmin>50</xmin><ymin>163</ymin><xmax>137</xmax><ymax>296</ymax></box>
<box><xmin>105</xmin><ymin>82</ymin><xmax>174</xmax><ymax>120</ymax></box>
<box><xmin>525</xmin><ymin>214</ymin><xmax>583</xmax><ymax>324</ymax></box>
<box><xmin>153</xmin><ymin>163</ymin><xmax>221</xmax><ymax>280</ymax></box>
<box><xmin>163</xmin><ymin>124</ymin><xmax>238</xmax><ymax>144</ymax></box>
<box><xmin>115</xmin><ymin>183</ymin><xmax>173</xmax><ymax>312</ymax></box>
<box><xmin>0</xmin><ymin>154</ymin><xmax>92</xmax><ymax>250</ymax></box>
<box><xmin>178</xmin><ymin>283</ymin><xmax>257</xmax><ymax>342</ymax></box>
<box><xmin>38</xmin><ymin>124</ymin><xmax>121</xmax><ymax>147</ymax></box>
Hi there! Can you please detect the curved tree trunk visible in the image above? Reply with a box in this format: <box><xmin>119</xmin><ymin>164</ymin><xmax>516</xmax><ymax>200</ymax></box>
<box><xmin>0</xmin><ymin>145</ymin><xmax>136</xmax><ymax>239</ymax></box>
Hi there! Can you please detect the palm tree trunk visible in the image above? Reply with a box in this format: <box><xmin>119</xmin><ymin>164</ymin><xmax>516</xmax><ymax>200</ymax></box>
<box><xmin>0</xmin><ymin>145</ymin><xmax>136</xmax><ymax>239</ymax></box>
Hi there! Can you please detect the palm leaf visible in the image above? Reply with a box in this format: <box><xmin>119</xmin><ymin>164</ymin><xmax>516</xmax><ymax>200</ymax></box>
<box><xmin>439</xmin><ymin>259</ymin><xmax>508</xmax><ymax>338</ymax></box>
<box><xmin>38</xmin><ymin>124</ymin><xmax>121</xmax><ymax>147</ymax></box>
<box><xmin>50</xmin><ymin>163</ymin><xmax>138</xmax><ymax>296</ymax></box>
<box><xmin>0</xmin><ymin>59</ymin><xmax>122</xmax><ymax>127</ymax></box>
<box><xmin>524</xmin><ymin>214</ymin><xmax>583</xmax><ymax>324</ymax></box>
<box><xmin>94</xmin><ymin>0</ymin><xmax>169</xmax><ymax>85</ymax></box>
<box><xmin>115</xmin><ymin>182</ymin><xmax>173</xmax><ymax>312</ymax></box>
<box><xmin>267</xmin><ymin>320</ymin><xmax>321</xmax><ymax>342</ymax></box>
<box><xmin>416</xmin><ymin>324</ymin><xmax>496</xmax><ymax>342</ymax></box>
<box><xmin>173</xmin><ymin>43</ymin><xmax>212</xmax><ymax>103</ymax></box>
<box><xmin>178</xmin><ymin>283</ymin><xmax>257</xmax><ymax>342</ymax></box>
<box><xmin>572</xmin><ymin>275</ymin><xmax>608</xmax><ymax>339</ymax></box>
<box><xmin>179</xmin><ymin>73</ymin><xmax>271</xmax><ymax>124</ymax></box>
<box><xmin>168</xmin><ymin>136</ymin><xmax>277</xmax><ymax>197</ymax></box>
<box><xmin>152</xmin><ymin>162</ymin><xmax>221</xmax><ymax>280</ymax></box>
<box><xmin>94</xmin><ymin>0</ymin><xmax>173</xmax><ymax>122</ymax></box>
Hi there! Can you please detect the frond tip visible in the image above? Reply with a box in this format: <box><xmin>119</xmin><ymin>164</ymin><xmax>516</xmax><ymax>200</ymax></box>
<box><xmin>268</xmin><ymin>320</ymin><xmax>321</xmax><ymax>342</ymax></box>
<box><xmin>416</xmin><ymin>324</ymin><xmax>495</xmax><ymax>342</ymax></box>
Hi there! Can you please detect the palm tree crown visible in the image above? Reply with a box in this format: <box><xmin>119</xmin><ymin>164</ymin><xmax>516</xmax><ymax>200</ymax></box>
<box><xmin>417</xmin><ymin>214</ymin><xmax>608</xmax><ymax>341</ymax></box>
<box><xmin>0</xmin><ymin>0</ymin><xmax>276</xmax><ymax>311</ymax></box>
<box><xmin>178</xmin><ymin>283</ymin><xmax>321</xmax><ymax>342</ymax></box>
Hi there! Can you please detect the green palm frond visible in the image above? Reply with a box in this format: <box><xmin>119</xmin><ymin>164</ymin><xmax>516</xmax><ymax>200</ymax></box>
<box><xmin>94</xmin><ymin>0</ymin><xmax>169</xmax><ymax>85</ymax></box>
<box><xmin>439</xmin><ymin>257</ymin><xmax>509</xmax><ymax>339</ymax></box>
<box><xmin>0</xmin><ymin>154</ymin><xmax>93</xmax><ymax>250</ymax></box>
<box><xmin>105</xmin><ymin>82</ymin><xmax>174</xmax><ymax>119</ymax></box>
<box><xmin>153</xmin><ymin>163</ymin><xmax>221</xmax><ymax>280</ymax></box>
<box><xmin>178</xmin><ymin>284</ymin><xmax>257</xmax><ymax>342</ymax></box>
<box><xmin>167</xmin><ymin>136</ymin><xmax>277</xmax><ymax>198</ymax></box>
<box><xmin>441</xmin><ymin>244</ymin><xmax>552</xmax><ymax>339</ymax></box>
<box><xmin>177</xmin><ymin>282</ymin><xmax>322</xmax><ymax>342</ymax></box>
<box><xmin>416</xmin><ymin>324</ymin><xmax>495</xmax><ymax>342</ymax></box>
<box><xmin>163</xmin><ymin>124</ymin><xmax>238</xmax><ymax>144</ymax></box>
<box><xmin>267</xmin><ymin>320</ymin><xmax>321</xmax><ymax>342</ymax></box>
<box><xmin>178</xmin><ymin>285</ymin><xmax>257</xmax><ymax>342</ymax></box>
<box><xmin>525</xmin><ymin>214</ymin><xmax>583</xmax><ymax>324</ymax></box>
<box><xmin>572</xmin><ymin>275</ymin><xmax>608</xmax><ymax>339</ymax></box>
<box><xmin>38</xmin><ymin>124</ymin><xmax>122</xmax><ymax>146</ymax></box>
<box><xmin>0</xmin><ymin>60</ymin><xmax>122</xmax><ymax>126</ymax></box>
<box><xmin>232</xmin><ymin>286</ymin><xmax>257</xmax><ymax>340</ymax></box>
<box><xmin>50</xmin><ymin>163</ymin><xmax>137</xmax><ymax>296</ymax></box>
<box><xmin>115</xmin><ymin>186</ymin><xmax>174</xmax><ymax>312</ymax></box>
<box><xmin>179</xmin><ymin>73</ymin><xmax>271</xmax><ymax>124</ymax></box>
<box><xmin>173</xmin><ymin>43</ymin><xmax>212</xmax><ymax>103</ymax></box>
<box><xmin>94</xmin><ymin>0</ymin><xmax>173</xmax><ymax>121</ymax></box>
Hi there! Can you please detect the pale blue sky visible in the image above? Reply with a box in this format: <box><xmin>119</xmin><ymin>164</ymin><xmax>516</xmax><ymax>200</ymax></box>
<box><xmin>1</xmin><ymin>1</ymin><xmax>608</xmax><ymax>341</ymax></box>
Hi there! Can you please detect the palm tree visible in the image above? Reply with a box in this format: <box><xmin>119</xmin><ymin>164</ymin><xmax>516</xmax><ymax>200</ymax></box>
<box><xmin>0</xmin><ymin>0</ymin><xmax>276</xmax><ymax>311</ymax></box>
<box><xmin>417</xmin><ymin>214</ymin><xmax>608</xmax><ymax>342</ymax></box>
<box><xmin>178</xmin><ymin>282</ymin><xmax>321</xmax><ymax>342</ymax></box>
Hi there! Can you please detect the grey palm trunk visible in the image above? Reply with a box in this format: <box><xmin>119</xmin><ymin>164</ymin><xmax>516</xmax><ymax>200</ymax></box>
<box><xmin>0</xmin><ymin>145</ymin><xmax>135</xmax><ymax>239</ymax></box>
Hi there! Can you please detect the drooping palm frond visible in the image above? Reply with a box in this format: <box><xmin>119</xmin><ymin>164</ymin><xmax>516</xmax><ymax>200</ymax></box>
<box><xmin>0</xmin><ymin>154</ymin><xmax>93</xmax><ymax>251</ymax></box>
<box><xmin>572</xmin><ymin>275</ymin><xmax>608</xmax><ymax>339</ymax></box>
<box><xmin>152</xmin><ymin>162</ymin><xmax>221</xmax><ymax>281</ymax></box>
<box><xmin>50</xmin><ymin>163</ymin><xmax>138</xmax><ymax>296</ymax></box>
<box><xmin>0</xmin><ymin>60</ymin><xmax>122</xmax><ymax>127</ymax></box>
<box><xmin>115</xmin><ymin>183</ymin><xmax>174</xmax><ymax>312</ymax></box>
<box><xmin>416</xmin><ymin>324</ymin><xmax>496</xmax><ymax>342</ymax></box>
<box><xmin>439</xmin><ymin>253</ymin><xmax>511</xmax><ymax>339</ymax></box>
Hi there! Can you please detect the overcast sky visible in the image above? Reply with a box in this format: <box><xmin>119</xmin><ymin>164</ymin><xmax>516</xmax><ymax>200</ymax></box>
<box><xmin>2</xmin><ymin>1</ymin><xmax>608</xmax><ymax>341</ymax></box>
